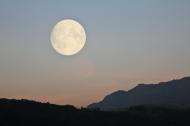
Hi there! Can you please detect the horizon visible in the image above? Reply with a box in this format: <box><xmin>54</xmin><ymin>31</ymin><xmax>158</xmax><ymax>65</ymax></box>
<box><xmin>1</xmin><ymin>75</ymin><xmax>190</xmax><ymax>108</ymax></box>
<box><xmin>0</xmin><ymin>0</ymin><xmax>190</xmax><ymax>107</ymax></box>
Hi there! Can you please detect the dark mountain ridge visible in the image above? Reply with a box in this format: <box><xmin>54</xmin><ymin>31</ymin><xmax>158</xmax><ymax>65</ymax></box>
<box><xmin>1</xmin><ymin>76</ymin><xmax>190</xmax><ymax>125</ymax></box>
<box><xmin>1</xmin><ymin>98</ymin><xmax>190</xmax><ymax>126</ymax></box>
<box><xmin>88</xmin><ymin>76</ymin><xmax>190</xmax><ymax>110</ymax></box>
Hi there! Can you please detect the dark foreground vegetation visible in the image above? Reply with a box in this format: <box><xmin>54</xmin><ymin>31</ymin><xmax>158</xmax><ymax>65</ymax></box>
<box><xmin>0</xmin><ymin>98</ymin><xmax>190</xmax><ymax>126</ymax></box>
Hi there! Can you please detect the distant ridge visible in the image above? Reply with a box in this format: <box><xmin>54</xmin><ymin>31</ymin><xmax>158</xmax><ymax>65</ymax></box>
<box><xmin>0</xmin><ymin>98</ymin><xmax>76</xmax><ymax>109</ymax></box>
<box><xmin>1</xmin><ymin>98</ymin><xmax>190</xmax><ymax>125</ymax></box>
<box><xmin>88</xmin><ymin>76</ymin><xmax>190</xmax><ymax>110</ymax></box>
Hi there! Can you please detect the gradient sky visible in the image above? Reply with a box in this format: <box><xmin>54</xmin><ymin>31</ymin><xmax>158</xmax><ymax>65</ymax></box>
<box><xmin>0</xmin><ymin>0</ymin><xmax>190</xmax><ymax>107</ymax></box>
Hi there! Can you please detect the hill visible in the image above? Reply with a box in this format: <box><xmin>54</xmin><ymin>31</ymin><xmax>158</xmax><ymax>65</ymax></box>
<box><xmin>1</xmin><ymin>98</ymin><xmax>190</xmax><ymax>126</ymax></box>
<box><xmin>88</xmin><ymin>77</ymin><xmax>190</xmax><ymax>110</ymax></box>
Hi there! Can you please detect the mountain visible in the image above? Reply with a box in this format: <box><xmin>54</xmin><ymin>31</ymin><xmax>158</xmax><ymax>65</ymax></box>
<box><xmin>1</xmin><ymin>98</ymin><xmax>190</xmax><ymax>126</ymax></box>
<box><xmin>88</xmin><ymin>76</ymin><xmax>190</xmax><ymax>110</ymax></box>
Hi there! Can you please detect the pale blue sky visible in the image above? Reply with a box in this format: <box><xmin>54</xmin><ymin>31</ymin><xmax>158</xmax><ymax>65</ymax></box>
<box><xmin>0</xmin><ymin>0</ymin><xmax>190</xmax><ymax>106</ymax></box>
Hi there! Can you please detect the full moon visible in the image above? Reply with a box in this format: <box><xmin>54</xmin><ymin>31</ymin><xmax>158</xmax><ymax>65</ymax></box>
<box><xmin>51</xmin><ymin>19</ymin><xmax>86</xmax><ymax>56</ymax></box>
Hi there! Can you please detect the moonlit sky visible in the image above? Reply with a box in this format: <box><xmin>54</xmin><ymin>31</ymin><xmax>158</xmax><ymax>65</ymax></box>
<box><xmin>0</xmin><ymin>0</ymin><xmax>190</xmax><ymax>107</ymax></box>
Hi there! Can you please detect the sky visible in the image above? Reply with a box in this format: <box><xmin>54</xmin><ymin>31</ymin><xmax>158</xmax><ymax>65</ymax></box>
<box><xmin>0</xmin><ymin>0</ymin><xmax>190</xmax><ymax>107</ymax></box>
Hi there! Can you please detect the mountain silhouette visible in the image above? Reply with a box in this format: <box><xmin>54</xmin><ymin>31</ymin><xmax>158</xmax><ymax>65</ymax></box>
<box><xmin>1</xmin><ymin>76</ymin><xmax>190</xmax><ymax>125</ymax></box>
<box><xmin>1</xmin><ymin>98</ymin><xmax>190</xmax><ymax>126</ymax></box>
<box><xmin>88</xmin><ymin>76</ymin><xmax>190</xmax><ymax>110</ymax></box>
